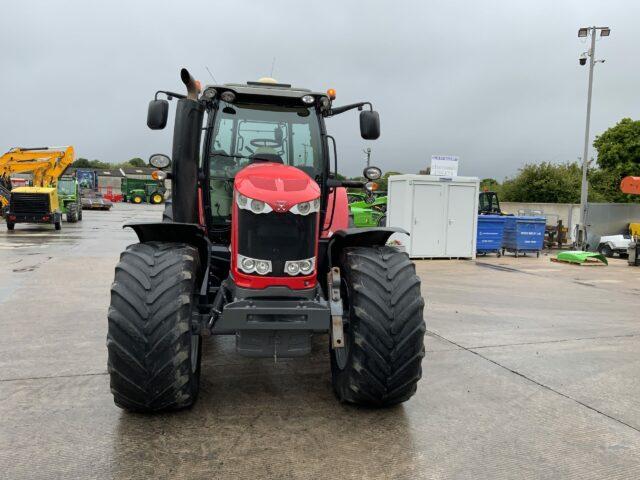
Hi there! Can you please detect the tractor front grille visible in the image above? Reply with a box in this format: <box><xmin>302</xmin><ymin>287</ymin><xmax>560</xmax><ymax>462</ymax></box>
<box><xmin>237</xmin><ymin>209</ymin><xmax>317</xmax><ymax>276</ymax></box>
<box><xmin>10</xmin><ymin>193</ymin><xmax>50</xmax><ymax>215</ymax></box>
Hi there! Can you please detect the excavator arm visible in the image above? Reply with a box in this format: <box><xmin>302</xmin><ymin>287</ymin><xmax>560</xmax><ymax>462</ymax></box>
<box><xmin>0</xmin><ymin>146</ymin><xmax>75</xmax><ymax>188</ymax></box>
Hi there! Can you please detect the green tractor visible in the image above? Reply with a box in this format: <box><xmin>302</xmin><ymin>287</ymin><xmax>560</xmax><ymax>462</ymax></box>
<box><xmin>57</xmin><ymin>176</ymin><xmax>82</xmax><ymax>223</ymax></box>
<box><xmin>348</xmin><ymin>192</ymin><xmax>387</xmax><ymax>227</ymax></box>
<box><xmin>122</xmin><ymin>178</ymin><xmax>165</xmax><ymax>204</ymax></box>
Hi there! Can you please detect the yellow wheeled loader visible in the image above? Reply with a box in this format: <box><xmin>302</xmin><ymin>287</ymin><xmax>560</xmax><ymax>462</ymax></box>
<box><xmin>0</xmin><ymin>146</ymin><xmax>75</xmax><ymax>230</ymax></box>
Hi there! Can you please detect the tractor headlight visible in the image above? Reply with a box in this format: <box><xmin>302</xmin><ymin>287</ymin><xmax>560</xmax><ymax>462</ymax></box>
<box><xmin>241</xmin><ymin>256</ymin><xmax>255</xmax><ymax>271</ymax></box>
<box><xmin>284</xmin><ymin>257</ymin><xmax>315</xmax><ymax>276</ymax></box>
<box><xmin>238</xmin><ymin>255</ymin><xmax>272</xmax><ymax>275</ymax></box>
<box><xmin>290</xmin><ymin>198</ymin><xmax>320</xmax><ymax>216</ymax></box>
<box><xmin>250</xmin><ymin>199</ymin><xmax>266</xmax><ymax>213</ymax></box>
<box><xmin>297</xmin><ymin>201</ymin><xmax>311</xmax><ymax>215</ymax></box>
<box><xmin>235</xmin><ymin>192</ymin><xmax>273</xmax><ymax>213</ymax></box>
<box><xmin>255</xmin><ymin>260</ymin><xmax>271</xmax><ymax>275</ymax></box>
<box><xmin>302</xmin><ymin>95</ymin><xmax>314</xmax><ymax>104</ymax></box>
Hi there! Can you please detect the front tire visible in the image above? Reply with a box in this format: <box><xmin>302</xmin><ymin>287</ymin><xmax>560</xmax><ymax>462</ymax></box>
<box><xmin>66</xmin><ymin>203</ymin><xmax>78</xmax><ymax>223</ymax></box>
<box><xmin>331</xmin><ymin>246</ymin><xmax>426</xmax><ymax>407</ymax></box>
<box><xmin>107</xmin><ymin>242</ymin><xmax>202</xmax><ymax>412</ymax></box>
<box><xmin>598</xmin><ymin>244</ymin><xmax>614</xmax><ymax>258</ymax></box>
<box><xmin>7</xmin><ymin>222</ymin><xmax>15</xmax><ymax>231</ymax></box>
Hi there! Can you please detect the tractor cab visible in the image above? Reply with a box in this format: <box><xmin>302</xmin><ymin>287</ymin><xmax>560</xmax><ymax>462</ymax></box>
<box><xmin>479</xmin><ymin>190</ymin><xmax>503</xmax><ymax>215</ymax></box>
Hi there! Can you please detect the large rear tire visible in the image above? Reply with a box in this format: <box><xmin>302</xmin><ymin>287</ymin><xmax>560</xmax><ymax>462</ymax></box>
<box><xmin>107</xmin><ymin>242</ymin><xmax>202</xmax><ymax>412</ymax></box>
<box><xmin>150</xmin><ymin>193</ymin><xmax>164</xmax><ymax>205</ymax></box>
<box><xmin>331</xmin><ymin>246</ymin><xmax>426</xmax><ymax>407</ymax></box>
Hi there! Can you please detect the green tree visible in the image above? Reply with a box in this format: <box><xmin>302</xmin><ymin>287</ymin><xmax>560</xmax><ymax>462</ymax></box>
<box><xmin>593</xmin><ymin>118</ymin><xmax>640</xmax><ymax>171</ymax></box>
<box><xmin>591</xmin><ymin>118</ymin><xmax>640</xmax><ymax>203</ymax></box>
<box><xmin>71</xmin><ymin>158</ymin><xmax>110</xmax><ymax>169</ymax></box>
<box><xmin>500</xmin><ymin>162</ymin><xmax>582</xmax><ymax>203</ymax></box>
<box><xmin>71</xmin><ymin>158</ymin><xmax>91</xmax><ymax>168</ymax></box>
<box><xmin>480</xmin><ymin>178</ymin><xmax>500</xmax><ymax>193</ymax></box>
<box><xmin>127</xmin><ymin>157</ymin><xmax>146</xmax><ymax>167</ymax></box>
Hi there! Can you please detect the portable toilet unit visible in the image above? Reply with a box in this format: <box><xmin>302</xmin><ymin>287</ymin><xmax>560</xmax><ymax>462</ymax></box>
<box><xmin>387</xmin><ymin>175</ymin><xmax>479</xmax><ymax>258</ymax></box>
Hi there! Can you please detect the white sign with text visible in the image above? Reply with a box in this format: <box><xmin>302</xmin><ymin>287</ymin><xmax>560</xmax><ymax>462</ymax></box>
<box><xmin>430</xmin><ymin>155</ymin><xmax>459</xmax><ymax>176</ymax></box>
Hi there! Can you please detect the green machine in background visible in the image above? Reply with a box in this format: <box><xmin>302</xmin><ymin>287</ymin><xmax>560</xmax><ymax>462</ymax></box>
<box><xmin>348</xmin><ymin>193</ymin><xmax>387</xmax><ymax>227</ymax></box>
<box><xmin>57</xmin><ymin>176</ymin><xmax>82</xmax><ymax>222</ymax></box>
<box><xmin>121</xmin><ymin>177</ymin><xmax>166</xmax><ymax>204</ymax></box>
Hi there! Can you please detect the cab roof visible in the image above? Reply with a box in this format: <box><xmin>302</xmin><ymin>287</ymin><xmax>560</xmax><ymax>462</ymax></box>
<box><xmin>204</xmin><ymin>81</ymin><xmax>329</xmax><ymax>102</ymax></box>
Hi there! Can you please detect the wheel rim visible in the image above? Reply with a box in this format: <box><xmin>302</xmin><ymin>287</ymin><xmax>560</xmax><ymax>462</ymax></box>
<box><xmin>134</xmin><ymin>197</ymin><xmax>141</xmax><ymax>203</ymax></box>
<box><xmin>153</xmin><ymin>194</ymin><xmax>162</xmax><ymax>203</ymax></box>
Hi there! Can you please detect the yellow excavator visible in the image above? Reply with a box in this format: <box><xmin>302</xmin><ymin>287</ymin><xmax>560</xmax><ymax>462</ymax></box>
<box><xmin>0</xmin><ymin>146</ymin><xmax>75</xmax><ymax>230</ymax></box>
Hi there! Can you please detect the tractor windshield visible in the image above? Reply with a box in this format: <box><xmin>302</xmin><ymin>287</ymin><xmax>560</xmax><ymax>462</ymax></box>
<box><xmin>209</xmin><ymin>102</ymin><xmax>323</xmax><ymax>182</ymax></box>
<box><xmin>206</xmin><ymin>101</ymin><xmax>324</xmax><ymax>226</ymax></box>
<box><xmin>57</xmin><ymin>179</ymin><xmax>75</xmax><ymax>195</ymax></box>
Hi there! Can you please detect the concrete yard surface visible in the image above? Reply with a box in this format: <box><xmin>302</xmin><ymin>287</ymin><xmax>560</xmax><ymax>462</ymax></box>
<box><xmin>1</xmin><ymin>203</ymin><xmax>639</xmax><ymax>479</ymax></box>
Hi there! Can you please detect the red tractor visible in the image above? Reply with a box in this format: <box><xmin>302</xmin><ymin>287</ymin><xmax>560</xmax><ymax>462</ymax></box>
<box><xmin>107</xmin><ymin>70</ymin><xmax>426</xmax><ymax>412</ymax></box>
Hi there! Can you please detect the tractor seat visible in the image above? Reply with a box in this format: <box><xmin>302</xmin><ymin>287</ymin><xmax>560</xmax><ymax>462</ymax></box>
<box><xmin>250</xmin><ymin>153</ymin><xmax>283</xmax><ymax>164</ymax></box>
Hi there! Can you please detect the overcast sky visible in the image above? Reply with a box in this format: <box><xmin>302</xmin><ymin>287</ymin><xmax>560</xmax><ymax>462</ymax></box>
<box><xmin>2</xmin><ymin>0</ymin><xmax>638</xmax><ymax>179</ymax></box>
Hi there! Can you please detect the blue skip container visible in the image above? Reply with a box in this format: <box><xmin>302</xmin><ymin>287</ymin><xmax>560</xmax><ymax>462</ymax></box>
<box><xmin>477</xmin><ymin>215</ymin><xmax>507</xmax><ymax>256</ymax></box>
<box><xmin>502</xmin><ymin>216</ymin><xmax>546</xmax><ymax>257</ymax></box>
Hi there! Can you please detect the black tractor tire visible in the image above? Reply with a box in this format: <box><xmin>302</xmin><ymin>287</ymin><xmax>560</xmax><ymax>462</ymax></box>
<box><xmin>150</xmin><ymin>192</ymin><xmax>164</xmax><ymax>205</ymax></box>
<box><xmin>54</xmin><ymin>220</ymin><xmax>61</xmax><ymax>230</ymax></box>
<box><xmin>107</xmin><ymin>242</ymin><xmax>202</xmax><ymax>412</ymax></box>
<box><xmin>132</xmin><ymin>194</ymin><xmax>144</xmax><ymax>204</ymax></box>
<box><xmin>66</xmin><ymin>203</ymin><xmax>78</xmax><ymax>223</ymax></box>
<box><xmin>7</xmin><ymin>222</ymin><xmax>15</xmax><ymax>231</ymax></box>
<box><xmin>162</xmin><ymin>197</ymin><xmax>173</xmax><ymax>223</ymax></box>
<box><xmin>78</xmin><ymin>207</ymin><xmax>83</xmax><ymax>221</ymax></box>
<box><xmin>598</xmin><ymin>244</ymin><xmax>614</xmax><ymax>258</ymax></box>
<box><xmin>331</xmin><ymin>246</ymin><xmax>426</xmax><ymax>407</ymax></box>
<box><xmin>377</xmin><ymin>215</ymin><xmax>387</xmax><ymax>227</ymax></box>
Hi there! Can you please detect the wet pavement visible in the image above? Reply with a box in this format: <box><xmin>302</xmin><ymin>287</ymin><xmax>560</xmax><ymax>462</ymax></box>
<box><xmin>1</xmin><ymin>203</ymin><xmax>639</xmax><ymax>479</ymax></box>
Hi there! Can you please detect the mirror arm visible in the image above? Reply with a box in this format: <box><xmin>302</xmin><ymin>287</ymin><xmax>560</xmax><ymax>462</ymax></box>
<box><xmin>327</xmin><ymin>101</ymin><xmax>373</xmax><ymax>117</ymax></box>
<box><xmin>155</xmin><ymin>90</ymin><xmax>186</xmax><ymax>101</ymax></box>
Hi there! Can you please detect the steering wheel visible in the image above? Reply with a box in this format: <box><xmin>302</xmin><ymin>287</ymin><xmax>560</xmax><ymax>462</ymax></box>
<box><xmin>250</xmin><ymin>138</ymin><xmax>280</xmax><ymax>148</ymax></box>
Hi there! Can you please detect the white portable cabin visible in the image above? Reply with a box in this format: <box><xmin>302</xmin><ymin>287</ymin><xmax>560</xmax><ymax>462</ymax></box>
<box><xmin>386</xmin><ymin>175</ymin><xmax>479</xmax><ymax>258</ymax></box>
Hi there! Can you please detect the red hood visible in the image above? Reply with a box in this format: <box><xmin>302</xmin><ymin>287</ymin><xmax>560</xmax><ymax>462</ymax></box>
<box><xmin>234</xmin><ymin>163</ymin><xmax>320</xmax><ymax>212</ymax></box>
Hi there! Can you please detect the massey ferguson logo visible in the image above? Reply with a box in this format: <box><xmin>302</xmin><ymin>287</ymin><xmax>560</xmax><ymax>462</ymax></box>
<box><xmin>274</xmin><ymin>201</ymin><xmax>288</xmax><ymax>213</ymax></box>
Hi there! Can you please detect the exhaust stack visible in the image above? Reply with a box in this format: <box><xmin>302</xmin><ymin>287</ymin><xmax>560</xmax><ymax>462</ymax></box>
<box><xmin>171</xmin><ymin>68</ymin><xmax>204</xmax><ymax>224</ymax></box>
<box><xmin>181</xmin><ymin>68</ymin><xmax>201</xmax><ymax>100</ymax></box>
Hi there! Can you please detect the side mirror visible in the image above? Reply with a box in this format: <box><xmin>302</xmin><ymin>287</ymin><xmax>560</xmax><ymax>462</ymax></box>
<box><xmin>147</xmin><ymin>99</ymin><xmax>169</xmax><ymax>130</ymax></box>
<box><xmin>360</xmin><ymin>110</ymin><xmax>380</xmax><ymax>140</ymax></box>
<box><xmin>149</xmin><ymin>153</ymin><xmax>171</xmax><ymax>169</ymax></box>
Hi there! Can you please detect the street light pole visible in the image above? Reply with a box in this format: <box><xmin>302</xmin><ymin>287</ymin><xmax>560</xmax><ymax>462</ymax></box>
<box><xmin>576</xmin><ymin>25</ymin><xmax>610</xmax><ymax>249</ymax></box>
<box><xmin>363</xmin><ymin>148</ymin><xmax>371</xmax><ymax>168</ymax></box>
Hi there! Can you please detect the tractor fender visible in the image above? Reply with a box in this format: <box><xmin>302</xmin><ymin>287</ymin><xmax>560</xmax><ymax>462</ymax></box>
<box><xmin>124</xmin><ymin>222</ymin><xmax>210</xmax><ymax>293</ymax></box>
<box><xmin>327</xmin><ymin>227</ymin><xmax>408</xmax><ymax>269</ymax></box>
